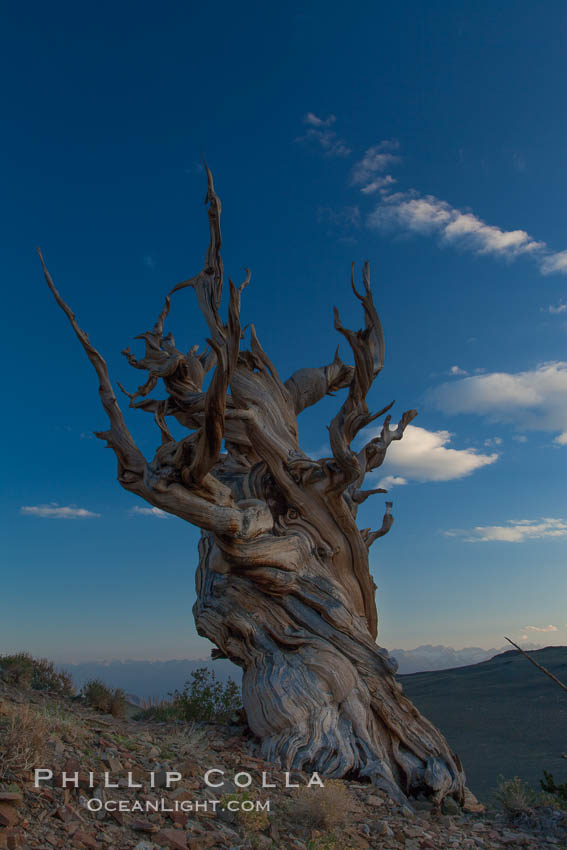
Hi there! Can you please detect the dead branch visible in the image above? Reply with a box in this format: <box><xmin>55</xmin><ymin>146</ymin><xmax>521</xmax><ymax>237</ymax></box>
<box><xmin>504</xmin><ymin>637</ymin><xmax>567</xmax><ymax>694</ymax></box>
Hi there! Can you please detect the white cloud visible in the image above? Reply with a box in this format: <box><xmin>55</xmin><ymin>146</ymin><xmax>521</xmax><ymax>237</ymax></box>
<box><xmin>363</xmin><ymin>424</ymin><xmax>498</xmax><ymax>484</ymax></box>
<box><xmin>297</xmin><ymin>112</ymin><xmax>351</xmax><ymax>157</ymax></box>
<box><xmin>369</xmin><ymin>190</ymin><xmax>546</xmax><ymax>261</ymax></box>
<box><xmin>450</xmin><ymin>365</ymin><xmax>468</xmax><ymax>376</ymax></box>
<box><xmin>130</xmin><ymin>506</ymin><xmax>169</xmax><ymax>518</ymax></box>
<box><xmin>525</xmin><ymin>624</ymin><xmax>559</xmax><ymax>632</ymax></box>
<box><xmin>304</xmin><ymin>112</ymin><xmax>335</xmax><ymax>128</ymax></box>
<box><xmin>543</xmin><ymin>301</ymin><xmax>567</xmax><ymax>315</ymax></box>
<box><xmin>429</xmin><ymin>361</ymin><xmax>567</xmax><ymax>443</ymax></box>
<box><xmin>377</xmin><ymin>475</ymin><xmax>408</xmax><ymax>489</ymax></box>
<box><xmin>351</xmin><ymin>142</ymin><xmax>400</xmax><ymax>189</ymax></box>
<box><xmin>20</xmin><ymin>504</ymin><xmax>100</xmax><ymax>519</ymax></box>
<box><xmin>541</xmin><ymin>250</ymin><xmax>567</xmax><ymax>275</ymax></box>
<box><xmin>448</xmin><ymin>518</ymin><xmax>567</xmax><ymax>543</ymax></box>
<box><xmin>360</xmin><ymin>175</ymin><xmax>396</xmax><ymax>195</ymax></box>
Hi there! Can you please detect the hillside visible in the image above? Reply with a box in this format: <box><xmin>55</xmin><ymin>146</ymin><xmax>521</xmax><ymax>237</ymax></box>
<box><xmin>400</xmin><ymin>646</ymin><xmax>567</xmax><ymax>800</ymax></box>
<box><xmin>1</xmin><ymin>675</ymin><xmax>564</xmax><ymax>850</ymax></box>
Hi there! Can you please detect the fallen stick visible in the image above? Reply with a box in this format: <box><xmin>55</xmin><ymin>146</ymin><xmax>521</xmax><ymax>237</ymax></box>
<box><xmin>504</xmin><ymin>636</ymin><xmax>567</xmax><ymax>694</ymax></box>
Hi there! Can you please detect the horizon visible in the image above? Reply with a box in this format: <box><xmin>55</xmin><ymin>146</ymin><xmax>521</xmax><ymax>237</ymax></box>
<box><xmin>7</xmin><ymin>640</ymin><xmax>558</xmax><ymax>667</ymax></box>
<box><xmin>2</xmin><ymin>0</ymin><xmax>567</xmax><ymax>661</ymax></box>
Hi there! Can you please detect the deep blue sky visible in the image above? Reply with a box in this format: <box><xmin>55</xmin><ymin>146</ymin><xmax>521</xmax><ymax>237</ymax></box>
<box><xmin>2</xmin><ymin>1</ymin><xmax>567</xmax><ymax>661</ymax></box>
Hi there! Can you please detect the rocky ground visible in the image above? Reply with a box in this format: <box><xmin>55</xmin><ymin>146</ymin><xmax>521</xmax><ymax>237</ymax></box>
<box><xmin>0</xmin><ymin>681</ymin><xmax>565</xmax><ymax>850</ymax></box>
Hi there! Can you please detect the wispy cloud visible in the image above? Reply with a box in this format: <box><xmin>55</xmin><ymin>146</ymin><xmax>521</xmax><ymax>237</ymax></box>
<box><xmin>144</xmin><ymin>255</ymin><xmax>156</xmax><ymax>271</ymax></box>
<box><xmin>20</xmin><ymin>504</ymin><xmax>100</xmax><ymax>519</ymax></box>
<box><xmin>543</xmin><ymin>301</ymin><xmax>567</xmax><ymax>315</ymax></box>
<box><xmin>351</xmin><ymin>141</ymin><xmax>400</xmax><ymax>189</ymax></box>
<box><xmin>362</xmin><ymin>423</ymin><xmax>498</xmax><ymax>485</ymax></box>
<box><xmin>130</xmin><ymin>506</ymin><xmax>169</xmax><ymax>518</ymax></box>
<box><xmin>369</xmin><ymin>190</ymin><xmax>545</xmax><ymax>260</ymax></box>
<box><xmin>360</xmin><ymin>175</ymin><xmax>396</xmax><ymax>195</ymax></box>
<box><xmin>447</xmin><ymin>518</ymin><xmax>567</xmax><ymax>543</ymax></box>
<box><xmin>449</xmin><ymin>365</ymin><xmax>468</xmax><ymax>376</ymax></box>
<box><xmin>541</xmin><ymin>250</ymin><xmax>567</xmax><ymax>275</ymax></box>
<box><xmin>525</xmin><ymin>624</ymin><xmax>558</xmax><ymax>632</ymax></box>
<box><xmin>297</xmin><ymin>113</ymin><xmax>351</xmax><ymax>157</ymax></box>
<box><xmin>429</xmin><ymin>361</ymin><xmax>567</xmax><ymax>444</ymax></box>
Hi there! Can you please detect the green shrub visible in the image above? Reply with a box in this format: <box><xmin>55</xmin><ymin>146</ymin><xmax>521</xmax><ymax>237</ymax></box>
<box><xmin>173</xmin><ymin>667</ymin><xmax>241</xmax><ymax>722</ymax></box>
<box><xmin>0</xmin><ymin>653</ymin><xmax>74</xmax><ymax>695</ymax></box>
<box><xmin>540</xmin><ymin>770</ymin><xmax>567</xmax><ymax>804</ymax></box>
<box><xmin>83</xmin><ymin>679</ymin><xmax>112</xmax><ymax>712</ymax></box>
<box><xmin>136</xmin><ymin>667</ymin><xmax>241</xmax><ymax>723</ymax></box>
<box><xmin>493</xmin><ymin>775</ymin><xmax>537</xmax><ymax>814</ymax></box>
<box><xmin>82</xmin><ymin>679</ymin><xmax>125</xmax><ymax>717</ymax></box>
<box><xmin>109</xmin><ymin>688</ymin><xmax>127</xmax><ymax>718</ymax></box>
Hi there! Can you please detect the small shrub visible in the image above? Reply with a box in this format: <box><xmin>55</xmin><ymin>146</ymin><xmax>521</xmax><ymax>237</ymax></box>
<box><xmin>110</xmin><ymin>688</ymin><xmax>126</xmax><ymax>719</ymax></box>
<box><xmin>31</xmin><ymin>657</ymin><xmax>74</xmax><ymax>695</ymax></box>
<box><xmin>83</xmin><ymin>679</ymin><xmax>125</xmax><ymax>716</ymax></box>
<box><xmin>493</xmin><ymin>775</ymin><xmax>537</xmax><ymax>814</ymax></box>
<box><xmin>134</xmin><ymin>696</ymin><xmax>180</xmax><ymax>722</ymax></box>
<box><xmin>0</xmin><ymin>653</ymin><xmax>74</xmax><ymax>695</ymax></box>
<box><xmin>0</xmin><ymin>702</ymin><xmax>48</xmax><ymax>779</ymax></box>
<box><xmin>169</xmin><ymin>722</ymin><xmax>208</xmax><ymax>754</ymax></box>
<box><xmin>173</xmin><ymin>667</ymin><xmax>241</xmax><ymax>722</ymax></box>
<box><xmin>83</xmin><ymin>679</ymin><xmax>112</xmax><ymax>712</ymax></box>
<box><xmin>221</xmin><ymin>790</ymin><xmax>270</xmax><ymax>832</ymax></box>
<box><xmin>541</xmin><ymin>770</ymin><xmax>567</xmax><ymax>804</ymax></box>
<box><xmin>136</xmin><ymin>668</ymin><xmax>241</xmax><ymax>723</ymax></box>
<box><xmin>291</xmin><ymin>779</ymin><xmax>353</xmax><ymax>830</ymax></box>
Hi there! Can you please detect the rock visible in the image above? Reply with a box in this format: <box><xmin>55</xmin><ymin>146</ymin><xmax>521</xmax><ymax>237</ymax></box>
<box><xmin>153</xmin><ymin>829</ymin><xmax>188</xmax><ymax>849</ymax></box>
<box><xmin>0</xmin><ymin>802</ymin><xmax>19</xmax><ymax>828</ymax></box>
<box><xmin>5</xmin><ymin>828</ymin><xmax>25</xmax><ymax>849</ymax></box>
<box><xmin>0</xmin><ymin>794</ymin><xmax>22</xmax><ymax>805</ymax></box>
<box><xmin>366</xmin><ymin>794</ymin><xmax>384</xmax><ymax>807</ymax></box>
<box><xmin>102</xmin><ymin>756</ymin><xmax>122</xmax><ymax>773</ymax></box>
<box><xmin>250</xmin><ymin>836</ymin><xmax>272</xmax><ymax>849</ymax></box>
<box><xmin>135</xmin><ymin>843</ymin><xmax>158</xmax><ymax>850</ymax></box>
<box><xmin>442</xmin><ymin>796</ymin><xmax>461</xmax><ymax>815</ymax></box>
<box><xmin>54</xmin><ymin>805</ymin><xmax>73</xmax><ymax>823</ymax></box>
<box><xmin>132</xmin><ymin>821</ymin><xmax>160</xmax><ymax>833</ymax></box>
<box><xmin>463</xmin><ymin>787</ymin><xmax>485</xmax><ymax>813</ymax></box>
<box><xmin>375</xmin><ymin>822</ymin><xmax>394</xmax><ymax>837</ymax></box>
<box><xmin>73</xmin><ymin>831</ymin><xmax>99</xmax><ymax>848</ymax></box>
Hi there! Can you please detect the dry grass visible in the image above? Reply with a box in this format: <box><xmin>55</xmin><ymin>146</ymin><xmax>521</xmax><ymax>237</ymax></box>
<box><xmin>168</xmin><ymin>722</ymin><xmax>208</xmax><ymax>755</ymax></box>
<box><xmin>0</xmin><ymin>701</ymin><xmax>49</xmax><ymax>780</ymax></box>
<box><xmin>290</xmin><ymin>779</ymin><xmax>353</xmax><ymax>830</ymax></box>
<box><xmin>39</xmin><ymin>703</ymin><xmax>88</xmax><ymax>744</ymax></box>
<box><xmin>493</xmin><ymin>775</ymin><xmax>536</xmax><ymax>814</ymax></box>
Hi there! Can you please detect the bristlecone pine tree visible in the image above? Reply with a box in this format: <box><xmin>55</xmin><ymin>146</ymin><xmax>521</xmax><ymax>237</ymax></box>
<box><xmin>40</xmin><ymin>168</ymin><xmax>465</xmax><ymax>805</ymax></box>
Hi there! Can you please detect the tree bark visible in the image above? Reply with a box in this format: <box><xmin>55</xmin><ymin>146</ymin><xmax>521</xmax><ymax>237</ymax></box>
<box><xmin>40</xmin><ymin>167</ymin><xmax>466</xmax><ymax>805</ymax></box>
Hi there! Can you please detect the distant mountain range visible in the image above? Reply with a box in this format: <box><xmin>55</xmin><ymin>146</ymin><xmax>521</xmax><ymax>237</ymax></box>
<box><xmin>59</xmin><ymin>658</ymin><xmax>241</xmax><ymax>701</ymax></box>
<box><xmin>59</xmin><ymin>642</ymin><xmax>542</xmax><ymax>698</ymax></box>
<box><xmin>390</xmin><ymin>643</ymin><xmax>538</xmax><ymax>674</ymax></box>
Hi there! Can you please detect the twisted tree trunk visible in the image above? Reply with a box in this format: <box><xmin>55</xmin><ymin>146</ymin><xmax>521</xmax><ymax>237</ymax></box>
<box><xmin>40</xmin><ymin>168</ymin><xmax>466</xmax><ymax>805</ymax></box>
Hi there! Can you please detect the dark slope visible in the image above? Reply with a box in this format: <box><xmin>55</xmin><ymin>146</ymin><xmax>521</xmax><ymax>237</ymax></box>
<box><xmin>400</xmin><ymin>646</ymin><xmax>567</xmax><ymax>801</ymax></box>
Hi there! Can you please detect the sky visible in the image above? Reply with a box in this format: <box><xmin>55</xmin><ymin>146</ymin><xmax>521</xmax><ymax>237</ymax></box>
<box><xmin>2</xmin><ymin>0</ymin><xmax>566</xmax><ymax>662</ymax></box>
